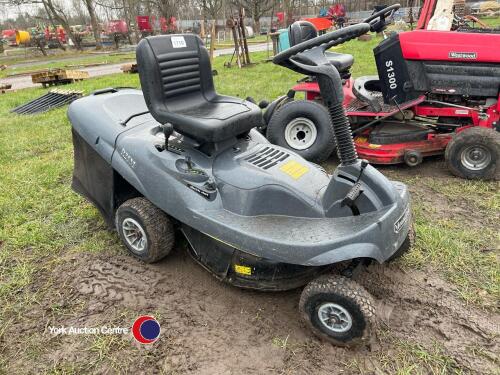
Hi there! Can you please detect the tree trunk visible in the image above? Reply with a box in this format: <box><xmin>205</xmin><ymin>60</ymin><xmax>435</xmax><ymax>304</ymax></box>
<box><xmin>35</xmin><ymin>38</ymin><xmax>48</xmax><ymax>56</ymax></box>
<box><xmin>121</xmin><ymin>0</ymin><xmax>133</xmax><ymax>44</ymax></box>
<box><xmin>83</xmin><ymin>0</ymin><xmax>102</xmax><ymax>50</ymax></box>
<box><xmin>254</xmin><ymin>18</ymin><xmax>260</xmax><ymax>34</ymax></box>
<box><xmin>209</xmin><ymin>21</ymin><xmax>216</xmax><ymax>62</ymax></box>
<box><xmin>200</xmin><ymin>19</ymin><xmax>205</xmax><ymax>38</ymax></box>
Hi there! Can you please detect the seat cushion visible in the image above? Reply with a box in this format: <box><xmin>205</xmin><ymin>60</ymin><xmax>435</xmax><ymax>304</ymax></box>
<box><xmin>155</xmin><ymin>95</ymin><xmax>262</xmax><ymax>142</ymax></box>
<box><xmin>324</xmin><ymin>51</ymin><xmax>354</xmax><ymax>72</ymax></box>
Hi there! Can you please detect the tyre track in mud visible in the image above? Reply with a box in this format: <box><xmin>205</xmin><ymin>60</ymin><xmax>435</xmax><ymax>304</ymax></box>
<box><xmin>60</xmin><ymin>246</ymin><xmax>499</xmax><ymax>374</ymax></box>
<box><xmin>355</xmin><ymin>264</ymin><xmax>499</xmax><ymax>374</ymax></box>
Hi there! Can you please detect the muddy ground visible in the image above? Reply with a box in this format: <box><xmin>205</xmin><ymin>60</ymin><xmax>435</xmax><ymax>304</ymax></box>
<box><xmin>2</xmin><ymin>158</ymin><xmax>499</xmax><ymax>374</ymax></box>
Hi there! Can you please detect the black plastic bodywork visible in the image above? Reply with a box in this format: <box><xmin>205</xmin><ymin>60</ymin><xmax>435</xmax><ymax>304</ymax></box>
<box><xmin>72</xmin><ymin>128</ymin><xmax>139</xmax><ymax>228</ymax></box>
<box><xmin>374</xmin><ymin>34</ymin><xmax>419</xmax><ymax>104</ymax></box>
<box><xmin>406</xmin><ymin>60</ymin><xmax>500</xmax><ymax>97</ymax></box>
<box><xmin>182</xmin><ymin>225</ymin><xmax>326</xmax><ymax>291</ymax></box>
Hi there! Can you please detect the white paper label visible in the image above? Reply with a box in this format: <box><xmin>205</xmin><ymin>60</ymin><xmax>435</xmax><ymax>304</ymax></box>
<box><xmin>171</xmin><ymin>36</ymin><xmax>186</xmax><ymax>48</ymax></box>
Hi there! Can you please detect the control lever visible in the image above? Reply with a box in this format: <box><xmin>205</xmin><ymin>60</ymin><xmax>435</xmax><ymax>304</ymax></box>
<box><xmin>185</xmin><ymin>155</ymin><xmax>194</xmax><ymax>170</ymax></box>
<box><xmin>160</xmin><ymin>123</ymin><xmax>173</xmax><ymax>151</ymax></box>
<box><xmin>341</xmin><ymin>160</ymin><xmax>369</xmax><ymax>215</ymax></box>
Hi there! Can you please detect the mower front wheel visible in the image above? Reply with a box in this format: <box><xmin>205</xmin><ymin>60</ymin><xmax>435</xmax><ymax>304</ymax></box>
<box><xmin>115</xmin><ymin>197</ymin><xmax>175</xmax><ymax>263</ymax></box>
<box><xmin>266</xmin><ymin>100</ymin><xmax>336</xmax><ymax>163</ymax></box>
<box><xmin>445</xmin><ymin>127</ymin><xmax>499</xmax><ymax>180</ymax></box>
<box><xmin>299</xmin><ymin>274</ymin><xmax>375</xmax><ymax>346</ymax></box>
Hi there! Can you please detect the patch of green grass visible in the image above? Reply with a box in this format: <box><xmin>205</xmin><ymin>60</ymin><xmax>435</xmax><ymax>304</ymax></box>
<box><xmin>480</xmin><ymin>16</ymin><xmax>500</xmax><ymax>28</ymax></box>
<box><xmin>423</xmin><ymin>178</ymin><xmax>500</xmax><ymax>215</ymax></box>
<box><xmin>378</xmin><ymin>339</ymin><xmax>463</xmax><ymax>375</ymax></box>
<box><xmin>402</xmin><ymin>195</ymin><xmax>499</xmax><ymax>307</ymax></box>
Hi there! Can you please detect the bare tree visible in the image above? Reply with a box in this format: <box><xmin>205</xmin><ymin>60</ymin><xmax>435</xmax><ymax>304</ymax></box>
<box><xmin>233</xmin><ymin>0</ymin><xmax>274</xmax><ymax>33</ymax></box>
<box><xmin>42</xmin><ymin>0</ymin><xmax>84</xmax><ymax>49</ymax></box>
<box><xmin>198</xmin><ymin>0</ymin><xmax>223</xmax><ymax>61</ymax></box>
<box><xmin>82</xmin><ymin>0</ymin><xmax>103</xmax><ymax>49</ymax></box>
<box><xmin>281</xmin><ymin>0</ymin><xmax>298</xmax><ymax>25</ymax></box>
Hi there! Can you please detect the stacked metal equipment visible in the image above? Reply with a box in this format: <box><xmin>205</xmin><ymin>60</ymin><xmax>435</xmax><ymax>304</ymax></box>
<box><xmin>11</xmin><ymin>89</ymin><xmax>83</xmax><ymax>115</ymax></box>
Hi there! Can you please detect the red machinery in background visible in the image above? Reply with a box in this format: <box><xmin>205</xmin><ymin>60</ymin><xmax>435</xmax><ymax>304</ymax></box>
<box><xmin>328</xmin><ymin>4</ymin><xmax>347</xmax><ymax>28</ymax></box>
<box><xmin>106</xmin><ymin>20</ymin><xmax>128</xmax><ymax>35</ymax></box>
<box><xmin>2</xmin><ymin>29</ymin><xmax>17</xmax><ymax>46</ymax></box>
<box><xmin>44</xmin><ymin>26</ymin><xmax>66</xmax><ymax>47</ymax></box>
<box><xmin>264</xmin><ymin>1</ymin><xmax>500</xmax><ymax>180</ymax></box>
<box><xmin>136</xmin><ymin>16</ymin><xmax>177</xmax><ymax>37</ymax></box>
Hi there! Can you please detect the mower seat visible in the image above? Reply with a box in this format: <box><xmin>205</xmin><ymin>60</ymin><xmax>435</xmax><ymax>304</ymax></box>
<box><xmin>324</xmin><ymin>52</ymin><xmax>354</xmax><ymax>72</ymax></box>
<box><xmin>288</xmin><ymin>21</ymin><xmax>354</xmax><ymax>73</ymax></box>
<box><xmin>136</xmin><ymin>35</ymin><xmax>262</xmax><ymax>143</ymax></box>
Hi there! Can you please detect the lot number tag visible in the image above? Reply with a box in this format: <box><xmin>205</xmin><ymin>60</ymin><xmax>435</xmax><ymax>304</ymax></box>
<box><xmin>171</xmin><ymin>36</ymin><xmax>187</xmax><ymax>48</ymax></box>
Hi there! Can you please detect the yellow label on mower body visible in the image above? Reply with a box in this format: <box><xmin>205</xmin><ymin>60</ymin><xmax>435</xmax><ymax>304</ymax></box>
<box><xmin>234</xmin><ymin>265</ymin><xmax>252</xmax><ymax>275</ymax></box>
<box><xmin>280</xmin><ymin>160</ymin><xmax>309</xmax><ymax>180</ymax></box>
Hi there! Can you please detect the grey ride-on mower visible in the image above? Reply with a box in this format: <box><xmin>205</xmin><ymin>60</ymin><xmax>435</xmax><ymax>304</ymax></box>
<box><xmin>69</xmin><ymin>26</ymin><xmax>412</xmax><ymax>346</ymax></box>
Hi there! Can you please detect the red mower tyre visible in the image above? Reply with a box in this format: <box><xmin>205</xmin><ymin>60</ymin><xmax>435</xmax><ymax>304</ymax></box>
<box><xmin>299</xmin><ymin>274</ymin><xmax>375</xmax><ymax>346</ymax></box>
<box><xmin>115</xmin><ymin>197</ymin><xmax>175</xmax><ymax>263</ymax></box>
<box><xmin>266</xmin><ymin>100</ymin><xmax>336</xmax><ymax>163</ymax></box>
<box><xmin>445</xmin><ymin>127</ymin><xmax>500</xmax><ymax>180</ymax></box>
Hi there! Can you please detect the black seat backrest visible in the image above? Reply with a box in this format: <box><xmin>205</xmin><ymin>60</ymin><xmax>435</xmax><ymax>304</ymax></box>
<box><xmin>288</xmin><ymin>21</ymin><xmax>318</xmax><ymax>47</ymax></box>
<box><xmin>136</xmin><ymin>34</ymin><xmax>215</xmax><ymax>118</ymax></box>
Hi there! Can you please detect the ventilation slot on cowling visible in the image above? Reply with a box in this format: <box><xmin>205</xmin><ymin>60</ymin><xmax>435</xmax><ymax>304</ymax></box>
<box><xmin>157</xmin><ymin>50</ymin><xmax>201</xmax><ymax>98</ymax></box>
<box><xmin>245</xmin><ymin>146</ymin><xmax>290</xmax><ymax>170</ymax></box>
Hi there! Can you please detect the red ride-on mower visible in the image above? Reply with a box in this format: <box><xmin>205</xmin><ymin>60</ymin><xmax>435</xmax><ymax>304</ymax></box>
<box><xmin>264</xmin><ymin>1</ymin><xmax>500</xmax><ymax>180</ymax></box>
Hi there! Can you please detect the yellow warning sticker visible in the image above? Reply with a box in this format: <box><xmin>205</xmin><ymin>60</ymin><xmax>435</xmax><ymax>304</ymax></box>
<box><xmin>279</xmin><ymin>160</ymin><xmax>309</xmax><ymax>180</ymax></box>
<box><xmin>234</xmin><ymin>265</ymin><xmax>252</xmax><ymax>275</ymax></box>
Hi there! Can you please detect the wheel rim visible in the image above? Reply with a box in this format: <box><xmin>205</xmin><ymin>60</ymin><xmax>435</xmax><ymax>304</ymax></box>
<box><xmin>460</xmin><ymin>145</ymin><xmax>491</xmax><ymax>171</ymax></box>
<box><xmin>317</xmin><ymin>302</ymin><xmax>353</xmax><ymax>333</ymax></box>
<box><xmin>284</xmin><ymin>117</ymin><xmax>318</xmax><ymax>150</ymax></box>
<box><xmin>122</xmin><ymin>218</ymin><xmax>147</xmax><ymax>253</ymax></box>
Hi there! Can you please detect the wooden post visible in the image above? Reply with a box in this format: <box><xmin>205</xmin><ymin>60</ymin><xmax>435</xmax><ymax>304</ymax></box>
<box><xmin>239</xmin><ymin>7</ymin><xmax>250</xmax><ymax>65</ymax></box>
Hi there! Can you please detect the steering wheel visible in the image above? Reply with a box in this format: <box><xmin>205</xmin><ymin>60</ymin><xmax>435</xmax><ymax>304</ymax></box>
<box><xmin>362</xmin><ymin>4</ymin><xmax>401</xmax><ymax>32</ymax></box>
<box><xmin>273</xmin><ymin>23</ymin><xmax>370</xmax><ymax>66</ymax></box>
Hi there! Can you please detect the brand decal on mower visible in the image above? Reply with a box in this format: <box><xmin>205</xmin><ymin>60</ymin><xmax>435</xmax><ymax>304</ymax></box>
<box><xmin>385</xmin><ymin>60</ymin><xmax>397</xmax><ymax>90</ymax></box>
<box><xmin>448</xmin><ymin>52</ymin><xmax>477</xmax><ymax>60</ymax></box>
<box><xmin>394</xmin><ymin>205</ymin><xmax>410</xmax><ymax>234</ymax></box>
<box><xmin>187</xmin><ymin>183</ymin><xmax>214</xmax><ymax>200</ymax></box>
<box><xmin>171</xmin><ymin>36</ymin><xmax>187</xmax><ymax>48</ymax></box>
<box><xmin>120</xmin><ymin>148</ymin><xmax>136</xmax><ymax>168</ymax></box>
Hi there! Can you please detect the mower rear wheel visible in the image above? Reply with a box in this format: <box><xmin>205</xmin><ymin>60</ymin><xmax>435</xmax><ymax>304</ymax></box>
<box><xmin>266</xmin><ymin>100</ymin><xmax>336</xmax><ymax>163</ymax></box>
<box><xmin>445</xmin><ymin>127</ymin><xmax>499</xmax><ymax>180</ymax></box>
<box><xmin>299</xmin><ymin>274</ymin><xmax>375</xmax><ymax>346</ymax></box>
<box><xmin>115</xmin><ymin>197</ymin><xmax>175</xmax><ymax>263</ymax></box>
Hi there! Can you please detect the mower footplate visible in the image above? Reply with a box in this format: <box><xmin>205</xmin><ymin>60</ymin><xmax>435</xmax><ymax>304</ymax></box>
<box><xmin>346</xmin><ymin>95</ymin><xmax>425</xmax><ymax>117</ymax></box>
